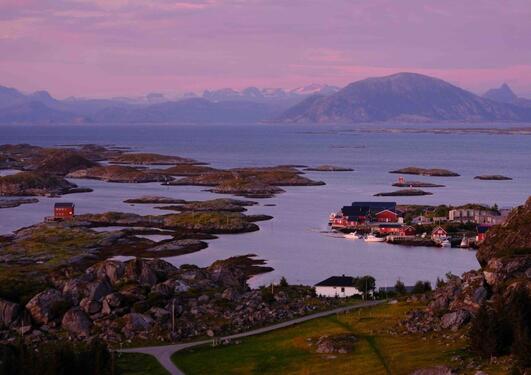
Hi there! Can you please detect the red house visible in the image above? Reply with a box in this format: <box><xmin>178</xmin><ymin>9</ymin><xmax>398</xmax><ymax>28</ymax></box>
<box><xmin>476</xmin><ymin>225</ymin><xmax>490</xmax><ymax>243</ymax></box>
<box><xmin>400</xmin><ymin>225</ymin><xmax>416</xmax><ymax>236</ymax></box>
<box><xmin>378</xmin><ymin>223</ymin><xmax>403</xmax><ymax>234</ymax></box>
<box><xmin>375</xmin><ymin>209</ymin><xmax>398</xmax><ymax>223</ymax></box>
<box><xmin>54</xmin><ymin>202</ymin><xmax>75</xmax><ymax>220</ymax></box>
<box><xmin>431</xmin><ymin>226</ymin><xmax>448</xmax><ymax>239</ymax></box>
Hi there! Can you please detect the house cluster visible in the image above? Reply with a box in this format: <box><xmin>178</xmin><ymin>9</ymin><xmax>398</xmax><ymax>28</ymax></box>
<box><xmin>329</xmin><ymin>201</ymin><xmax>416</xmax><ymax>237</ymax></box>
<box><xmin>412</xmin><ymin>207</ymin><xmax>509</xmax><ymax>226</ymax></box>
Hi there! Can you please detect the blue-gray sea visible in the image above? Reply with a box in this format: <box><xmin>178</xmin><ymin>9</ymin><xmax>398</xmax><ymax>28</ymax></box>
<box><xmin>1</xmin><ymin>123</ymin><xmax>530</xmax><ymax>288</ymax></box>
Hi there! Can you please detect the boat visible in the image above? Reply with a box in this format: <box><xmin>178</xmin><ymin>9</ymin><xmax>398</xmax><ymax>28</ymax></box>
<box><xmin>440</xmin><ymin>239</ymin><xmax>451</xmax><ymax>248</ymax></box>
<box><xmin>364</xmin><ymin>234</ymin><xmax>385</xmax><ymax>242</ymax></box>
<box><xmin>460</xmin><ymin>236</ymin><xmax>469</xmax><ymax>248</ymax></box>
<box><xmin>344</xmin><ymin>232</ymin><xmax>359</xmax><ymax>240</ymax></box>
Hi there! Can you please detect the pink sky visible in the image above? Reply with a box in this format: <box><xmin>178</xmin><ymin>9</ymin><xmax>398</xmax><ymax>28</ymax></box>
<box><xmin>1</xmin><ymin>0</ymin><xmax>531</xmax><ymax>98</ymax></box>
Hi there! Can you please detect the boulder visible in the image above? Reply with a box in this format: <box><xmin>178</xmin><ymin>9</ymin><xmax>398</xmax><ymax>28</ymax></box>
<box><xmin>86</xmin><ymin>279</ymin><xmax>113</xmax><ymax>301</ymax></box>
<box><xmin>87</xmin><ymin>260</ymin><xmax>125</xmax><ymax>284</ymax></box>
<box><xmin>104</xmin><ymin>292</ymin><xmax>124</xmax><ymax>308</ymax></box>
<box><xmin>25</xmin><ymin>289</ymin><xmax>69</xmax><ymax>325</ymax></box>
<box><xmin>149</xmin><ymin>307</ymin><xmax>170</xmax><ymax>321</ymax></box>
<box><xmin>472</xmin><ymin>286</ymin><xmax>488</xmax><ymax>305</ymax></box>
<box><xmin>61</xmin><ymin>307</ymin><xmax>92</xmax><ymax>338</ymax></box>
<box><xmin>0</xmin><ymin>298</ymin><xmax>21</xmax><ymax>328</ymax></box>
<box><xmin>122</xmin><ymin>313</ymin><xmax>153</xmax><ymax>332</ymax></box>
<box><xmin>315</xmin><ymin>334</ymin><xmax>357</xmax><ymax>354</ymax></box>
<box><xmin>221</xmin><ymin>288</ymin><xmax>239</xmax><ymax>301</ymax></box>
<box><xmin>410</xmin><ymin>366</ymin><xmax>457</xmax><ymax>375</ymax></box>
<box><xmin>124</xmin><ymin>259</ymin><xmax>158</xmax><ymax>286</ymax></box>
<box><xmin>79</xmin><ymin>298</ymin><xmax>102</xmax><ymax>315</ymax></box>
<box><xmin>440</xmin><ymin>310</ymin><xmax>470</xmax><ymax>331</ymax></box>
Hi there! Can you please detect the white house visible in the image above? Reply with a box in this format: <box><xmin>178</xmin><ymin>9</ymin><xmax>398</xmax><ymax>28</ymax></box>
<box><xmin>314</xmin><ymin>275</ymin><xmax>362</xmax><ymax>298</ymax></box>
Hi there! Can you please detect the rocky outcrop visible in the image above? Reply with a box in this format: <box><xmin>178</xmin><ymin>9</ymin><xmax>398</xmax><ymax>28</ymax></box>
<box><xmin>0</xmin><ymin>197</ymin><xmax>39</xmax><ymax>209</ymax></box>
<box><xmin>474</xmin><ymin>175</ymin><xmax>512</xmax><ymax>181</ymax></box>
<box><xmin>25</xmin><ymin>289</ymin><xmax>69</xmax><ymax>325</ymax></box>
<box><xmin>67</xmin><ymin>165</ymin><xmax>173</xmax><ymax>183</ymax></box>
<box><xmin>124</xmin><ymin>196</ymin><xmax>186</xmax><ymax>204</ymax></box>
<box><xmin>0</xmin><ymin>172</ymin><xmax>81</xmax><ymax>196</ymax></box>
<box><xmin>392</xmin><ymin>181</ymin><xmax>445</xmax><ymax>188</ymax></box>
<box><xmin>389</xmin><ymin>167</ymin><xmax>460</xmax><ymax>177</ymax></box>
<box><xmin>61</xmin><ymin>307</ymin><xmax>92</xmax><ymax>337</ymax></box>
<box><xmin>374</xmin><ymin>189</ymin><xmax>433</xmax><ymax>196</ymax></box>
<box><xmin>304</xmin><ymin>165</ymin><xmax>354</xmax><ymax>172</ymax></box>
<box><xmin>402</xmin><ymin>197</ymin><xmax>531</xmax><ymax>336</ymax></box>
<box><xmin>109</xmin><ymin>153</ymin><xmax>198</xmax><ymax>165</ymax></box>
<box><xmin>0</xmin><ymin>299</ymin><xmax>21</xmax><ymax>328</ymax></box>
<box><xmin>314</xmin><ymin>334</ymin><xmax>357</xmax><ymax>353</ymax></box>
<box><xmin>476</xmin><ymin>197</ymin><xmax>531</xmax><ymax>266</ymax></box>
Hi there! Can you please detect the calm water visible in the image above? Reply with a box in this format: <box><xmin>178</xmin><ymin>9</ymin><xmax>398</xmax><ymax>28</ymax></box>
<box><xmin>1</xmin><ymin>124</ymin><xmax>530</xmax><ymax>288</ymax></box>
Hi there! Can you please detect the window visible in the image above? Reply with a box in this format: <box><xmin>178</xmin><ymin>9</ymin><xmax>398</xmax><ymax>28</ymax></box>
<box><xmin>341</xmin><ymin>287</ymin><xmax>345</xmax><ymax>293</ymax></box>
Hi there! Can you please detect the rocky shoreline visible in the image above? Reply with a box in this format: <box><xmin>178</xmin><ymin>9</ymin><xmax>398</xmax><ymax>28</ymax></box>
<box><xmin>374</xmin><ymin>188</ymin><xmax>433</xmax><ymax>196</ymax></box>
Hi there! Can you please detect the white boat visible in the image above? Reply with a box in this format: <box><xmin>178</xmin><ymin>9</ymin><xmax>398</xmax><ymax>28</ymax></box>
<box><xmin>460</xmin><ymin>237</ymin><xmax>468</xmax><ymax>248</ymax></box>
<box><xmin>364</xmin><ymin>234</ymin><xmax>385</xmax><ymax>242</ymax></box>
<box><xmin>440</xmin><ymin>239</ymin><xmax>451</xmax><ymax>247</ymax></box>
<box><xmin>344</xmin><ymin>232</ymin><xmax>359</xmax><ymax>240</ymax></box>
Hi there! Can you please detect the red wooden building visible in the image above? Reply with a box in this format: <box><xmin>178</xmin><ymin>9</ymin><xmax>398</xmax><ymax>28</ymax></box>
<box><xmin>431</xmin><ymin>226</ymin><xmax>448</xmax><ymax>239</ymax></box>
<box><xmin>54</xmin><ymin>202</ymin><xmax>75</xmax><ymax>220</ymax></box>
<box><xmin>375</xmin><ymin>209</ymin><xmax>399</xmax><ymax>223</ymax></box>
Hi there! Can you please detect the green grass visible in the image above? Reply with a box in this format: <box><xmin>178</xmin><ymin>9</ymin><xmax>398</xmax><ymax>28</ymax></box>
<box><xmin>171</xmin><ymin>303</ymin><xmax>508</xmax><ymax>375</ymax></box>
<box><xmin>116</xmin><ymin>353</ymin><xmax>169</xmax><ymax>375</ymax></box>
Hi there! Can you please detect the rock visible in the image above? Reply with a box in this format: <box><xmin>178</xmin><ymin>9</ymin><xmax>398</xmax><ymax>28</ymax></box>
<box><xmin>472</xmin><ymin>286</ymin><xmax>488</xmax><ymax>305</ymax></box>
<box><xmin>61</xmin><ymin>307</ymin><xmax>92</xmax><ymax>337</ymax></box>
<box><xmin>104</xmin><ymin>292</ymin><xmax>124</xmax><ymax>308</ymax></box>
<box><xmin>25</xmin><ymin>289</ymin><xmax>69</xmax><ymax>325</ymax></box>
<box><xmin>315</xmin><ymin>334</ymin><xmax>357</xmax><ymax>354</ymax></box>
<box><xmin>221</xmin><ymin>288</ymin><xmax>239</xmax><ymax>301</ymax></box>
<box><xmin>124</xmin><ymin>258</ymin><xmax>158</xmax><ymax>286</ymax></box>
<box><xmin>144</xmin><ymin>239</ymin><xmax>207</xmax><ymax>256</ymax></box>
<box><xmin>149</xmin><ymin>307</ymin><xmax>170</xmax><ymax>321</ymax></box>
<box><xmin>392</xmin><ymin>180</ymin><xmax>445</xmax><ymax>188</ymax></box>
<box><xmin>109</xmin><ymin>152</ymin><xmax>197</xmax><ymax>165</ymax></box>
<box><xmin>122</xmin><ymin>313</ymin><xmax>153</xmax><ymax>332</ymax></box>
<box><xmin>87</xmin><ymin>260</ymin><xmax>125</xmax><ymax>285</ymax></box>
<box><xmin>79</xmin><ymin>298</ymin><xmax>101</xmax><ymax>315</ymax></box>
<box><xmin>124</xmin><ymin>196</ymin><xmax>187</xmax><ymax>204</ymax></box>
<box><xmin>0</xmin><ymin>197</ymin><xmax>39</xmax><ymax>209</ymax></box>
<box><xmin>206</xmin><ymin>329</ymin><xmax>215</xmax><ymax>337</ymax></box>
<box><xmin>440</xmin><ymin>310</ymin><xmax>470</xmax><ymax>331</ymax></box>
<box><xmin>0</xmin><ymin>172</ymin><xmax>80</xmax><ymax>196</ymax></box>
<box><xmin>0</xmin><ymin>298</ymin><xmax>21</xmax><ymax>328</ymax></box>
<box><xmin>86</xmin><ymin>279</ymin><xmax>113</xmax><ymax>301</ymax></box>
<box><xmin>410</xmin><ymin>366</ymin><xmax>457</xmax><ymax>375</ymax></box>
<box><xmin>198</xmin><ymin>295</ymin><xmax>209</xmax><ymax>304</ymax></box>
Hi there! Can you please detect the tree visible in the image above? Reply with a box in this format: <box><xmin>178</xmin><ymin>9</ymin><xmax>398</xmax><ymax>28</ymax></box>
<box><xmin>279</xmin><ymin>276</ymin><xmax>289</xmax><ymax>288</ymax></box>
<box><xmin>412</xmin><ymin>280</ymin><xmax>432</xmax><ymax>294</ymax></box>
<box><xmin>354</xmin><ymin>275</ymin><xmax>376</xmax><ymax>299</ymax></box>
<box><xmin>394</xmin><ymin>280</ymin><xmax>406</xmax><ymax>295</ymax></box>
<box><xmin>436</xmin><ymin>277</ymin><xmax>445</xmax><ymax>288</ymax></box>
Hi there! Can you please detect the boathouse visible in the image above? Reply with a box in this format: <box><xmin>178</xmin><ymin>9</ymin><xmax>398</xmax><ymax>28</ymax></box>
<box><xmin>375</xmin><ymin>209</ymin><xmax>398</xmax><ymax>223</ymax></box>
<box><xmin>54</xmin><ymin>202</ymin><xmax>75</xmax><ymax>220</ymax></box>
<box><xmin>431</xmin><ymin>226</ymin><xmax>448</xmax><ymax>239</ymax></box>
<box><xmin>315</xmin><ymin>276</ymin><xmax>362</xmax><ymax>298</ymax></box>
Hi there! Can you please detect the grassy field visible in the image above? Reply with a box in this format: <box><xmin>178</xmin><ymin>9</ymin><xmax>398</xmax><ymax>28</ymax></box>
<box><xmin>171</xmin><ymin>302</ymin><xmax>507</xmax><ymax>375</ymax></box>
<box><xmin>116</xmin><ymin>353</ymin><xmax>169</xmax><ymax>375</ymax></box>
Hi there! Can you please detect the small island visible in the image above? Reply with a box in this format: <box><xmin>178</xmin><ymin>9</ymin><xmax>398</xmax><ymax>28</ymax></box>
<box><xmin>474</xmin><ymin>175</ymin><xmax>512</xmax><ymax>181</ymax></box>
<box><xmin>389</xmin><ymin>167</ymin><xmax>460</xmax><ymax>177</ymax></box>
<box><xmin>392</xmin><ymin>180</ymin><xmax>445</xmax><ymax>188</ymax></box>
<box><xmin>374</xmin><ymin>188</ymin><xmax>433</xmax><ymax>196</ymax></box>
<box><xmin>304</xmin><ymin>165</ymin><xmax>354</xmax><ymax>172</ymax></box>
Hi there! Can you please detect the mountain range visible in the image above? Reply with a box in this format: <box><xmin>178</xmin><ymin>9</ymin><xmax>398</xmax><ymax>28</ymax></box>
<box><xmin>1</xmin><ymin>74</ymin><xmax>530</xmax><ymax>125</ymax></box>
<box><xmin>278</xmin><ymin>73</ymin><xmax>531</xmax><ymax>123</ymax></box>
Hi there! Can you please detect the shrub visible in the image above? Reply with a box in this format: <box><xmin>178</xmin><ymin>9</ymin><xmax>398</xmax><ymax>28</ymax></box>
<box><xmin>412</xmin><ymin>280</ymin><xmax>432</xmax><ymax>294</ymax></box>
<box><xmin>279</xmin><ymin>276</ymin><xmax>289</xmax><ymax>288</ymax></box>
<box><xmin>394</xmin><ymin>280</ymin><xmax>406</xmax><ymax>295</ymax></box>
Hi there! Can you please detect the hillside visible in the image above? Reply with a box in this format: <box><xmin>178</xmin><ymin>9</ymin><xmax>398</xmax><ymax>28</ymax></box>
<box><xmin>278</xmin><ymin>73</ymin><xmax>531</xmax><ymax>123</ymax></box>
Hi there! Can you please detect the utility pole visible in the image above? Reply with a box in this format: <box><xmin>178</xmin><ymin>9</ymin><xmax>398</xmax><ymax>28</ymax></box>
<box><xmin>172</xmin><ymin>300</ymin><xmax>175</xmax><ymax>334</ymax></box>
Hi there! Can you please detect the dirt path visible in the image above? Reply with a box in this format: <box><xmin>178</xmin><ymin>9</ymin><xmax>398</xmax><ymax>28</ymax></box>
<box><xmin>118</xmin><ymin>300</ymin><xmax>385</xmax><ymax>375</ymax></box>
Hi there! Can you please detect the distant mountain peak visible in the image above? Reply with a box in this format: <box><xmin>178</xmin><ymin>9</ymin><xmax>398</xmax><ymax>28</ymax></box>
<box><xmin>483</xmin><ymin>83</ymin><xmax>518</xmax><ymax>104</ymax></box>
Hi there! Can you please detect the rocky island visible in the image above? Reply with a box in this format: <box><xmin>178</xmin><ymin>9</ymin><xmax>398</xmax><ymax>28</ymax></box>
<box><xmin>392</xmin><ymin>180</ymin><xmax>445</xmax><ymax>188</ymax></box>
<box><xmin>67</xmin><ymin>165</ymin><xmax>173</xmax><ymax>183</ymax></box>
<box><xmin>109</xmin><ymin>152</ymin><xmax>199</xmax><ymax>165</ymax></box>
<box><xmin>389</xmin><ymin>167</ymin><xmax>460</xmax><ymax>177</ymax></box>
<box><xmin>474</xmin><ymin>175</ymin><xmax>513</xmax><ymax>180</ymax></box>
<box><xmin>0</xmin><ymin>172</ymin><xmax>92</xmax><ymax>196</ymax></box>
<box><xmin>374</xmin><ymin>188</ymin><xmax>433</xmax><ymax>196</ymax></box>
<box><xmin>304</xmin><ymin>165</ymin><xmax>354</xmax><ymax>172</ymax></box>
